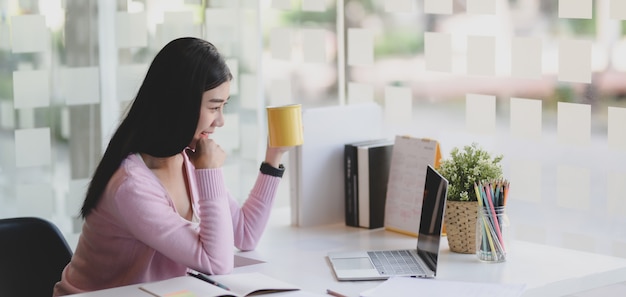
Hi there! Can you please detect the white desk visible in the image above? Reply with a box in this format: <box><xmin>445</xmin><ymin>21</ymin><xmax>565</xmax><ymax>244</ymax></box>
<box><xmin>69</xmin><ymin>207</ymin><xmax>626</xmax><ymax>297</ymax></box>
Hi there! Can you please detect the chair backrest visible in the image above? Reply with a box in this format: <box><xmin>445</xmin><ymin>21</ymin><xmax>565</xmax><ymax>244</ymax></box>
<box><xmin>0</xmin><ymin>217</ymin><xmax>73</xmax><ymax>297</ymax></box>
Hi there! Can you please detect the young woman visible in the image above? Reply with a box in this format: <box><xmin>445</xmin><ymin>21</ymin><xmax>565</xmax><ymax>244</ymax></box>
<box><xmin>53</xmin><ymin>37</ymin><xmax>291</xmax><ymax>296</ymax></box>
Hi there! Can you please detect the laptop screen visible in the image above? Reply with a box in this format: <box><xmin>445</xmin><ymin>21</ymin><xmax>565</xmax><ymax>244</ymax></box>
<box><xmin>416</xmin><ymin>165</ymin><xmax>448</xmax><ymax>273</ymax></box>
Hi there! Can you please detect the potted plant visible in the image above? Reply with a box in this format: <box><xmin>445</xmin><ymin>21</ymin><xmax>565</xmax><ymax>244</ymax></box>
<box><xmin>439</xmin><ymin>143</ymin><xmax>503</xmax><ymax>253</ymax></box>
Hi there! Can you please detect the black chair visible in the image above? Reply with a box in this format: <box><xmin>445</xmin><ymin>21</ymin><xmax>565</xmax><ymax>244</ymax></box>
<box><xmin>0</xmin><ymin>217</ymin><xmax>73</xmax><ymax>297</ymax></box>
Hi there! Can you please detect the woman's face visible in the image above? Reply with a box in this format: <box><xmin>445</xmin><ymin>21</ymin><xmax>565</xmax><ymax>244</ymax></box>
<box><xmin>189</xmin><ymin>81</ymin><xmax>230</xmax><ymax>149</ymax></box>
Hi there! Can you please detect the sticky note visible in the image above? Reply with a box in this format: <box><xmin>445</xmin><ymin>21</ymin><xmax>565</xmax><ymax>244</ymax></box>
<box><xmin>424</xmin><ymin>0</ymin><xmax>453</xmax><ymax>14</ymax></box>
<box><xmin>270</xmin><ymin>28</ymin><xmax>292</xmax><ymax>60</ymax></box>
<box><xmin>511</xmin><ymin>37</ymin><xmax>542</xmax><ymax>79</ymax></box>
<box><xmin>466</xmin><ymin>93</ymin><xmax>496</xmax><ymax>135</ymax></box>
<box><xmin>558</xmin><ymin>0</ymin><xmax>592</xmax><ymax>19</ymax></box>
<box><xmin>240</xmin><ymin>74</ymin><xmax>259</xmax><ymax>110</ymax></box>
<box><xmin>241</xmin><ymin>24</ymin><xmax>260</xmax><ymax>73</ymax></box>
<box><xmin>467</xmin><ymin>0</ymin><xmax>496</xmax><ymax>14</ymax></box>
<box><xmin>558</xmin><ymin>39</ymin><xmax>591</xmax><ymax>83</ymax></box>
<box><xmin>240</xmin><ymin>0</ymin><xmax>258</xmax><ymax>9</ymax></box>
<box><xmin>557</xmin><ymin>102</ymin><xmax>590</xmax><ymax>146</ymax></box>
<box><xmin>158</xmin><ymin>11</ymin><xmax>201</xmax><ymax>49</ymax></box>
<box><xmin>17</xmin><ymin>183</ymin><xmax>54</xmax><ymax>219</ymax></box>
<box><xmin>509</xmin><ymin>159</ymin><xmax>542</xmax><ymax>203</ymax></box>
<box><xmin>272</xmin><ymin>0</ymin><xmax>291</xmax><ymax>10</ymax></box>
<box><xmin>348</xmin><ymin>82</ymin><xmax>374</xmax><ymax>104</ymax></box>
<box><xmin>384</xmin><ymin>0</ymin><xmax>415</xmax><ymax>13</ymax></box>
<box><xmin>117</xmin><ymin>64</ymin><xmax>148</xmax><ymax>102</ymax></box>
<box><xmin>610</xmin><ymin>0</ymin><xmax>626</xmax><ymax>19</ymax></box>
<box><xmin>302</xmin><ymin>29</ymin><xmax>327</xmax><ymax>63</ymax></box>
<box><xmin>15</xmin><ymin>128</ymin><xmax>51</xmax><ymax>167</ymax></box>
<box><xmin>384</xmin><ymin>86</ymin><xmax>412</xmax><ymax>126</ymax></box>
<box><xmin>61</xmin><ymin>67</ymin><xmax>100</xmax><ymax>105</ymax></box>
<box><xmin>13</xmin><ymin>70</ymin><xmax>50</xmax><ymax>109</ymax></box>
<box><xmin>424</xmin><ymin>32</ymin><xmax>452</xmax><ymax>72</ymax></box>
<box><xmin>169</xmin><ymin>290</ymin><xmax>199</xmax><ymax>297</ymax></box>
<box><xmin>205</xmin><ymin>8</ymin><xmax>237</xmax><ymax>26</ymax></box>
<box><xmin>608</xmin><ymin>107</ymin><xmax>626</xmax><ymax>151</ymax></box>
<box><xmin>608</xmin><ymin>172</ymin><xmax>626</xmax><ymax>216</ymax></box>
<box><xmin>116</xmin><ymin>12</ymin><xmax>147</xmax><ymax>48</ymax></box>
<box><xmin>348</xmin><ymin>28</ymin><xmax>374</xmax><ymax>66</ymax></box>
<box><xmin>226</xmin><ymin>59</ymin><xmax>239</xmax><ymax>95</ymax></box>
<box><xmin>0</xmin><ymin>23</ymin><xmax>10</xmax><ymax>50</ymax></box>
<box><xmin>11</xmin><ymin>15</ymin><xmax>48</xmax><ymax>53</ymax></box>
<box><xmin>556</xmin><ymin>165</ymin><xmax>590</xmax><ymax>210</ymax></box>
<box><xmin>467</xmin><ymin>36</ymin><xmax>495</xmax><ymax>76</ymax></box>
<box><xmin>302</xmin><ymin>0</ymin><xmax>326</xmax><ymax>12</ymax></box>
<box><xmin>510</xmin><ymin>97</ymin><xmax>542</xmax><ymax>141</ymax></box>
<box><xmin>270</xmin><ymin>79</ymin><xmax>292</xmax><ymax>106</ymax></box>
<box><xmin>164</xmin><ymin>10</ymin><xmax>194</xmax><ymax>25</ymax></box>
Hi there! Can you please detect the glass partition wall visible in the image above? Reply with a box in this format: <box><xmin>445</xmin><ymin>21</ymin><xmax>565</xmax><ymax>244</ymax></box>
<box><xmin>1</xmin><ymin>0</ymin><xmax>626</xmax><ymax>259</ymax></box>
<box><xmin>0</xmin><ymin>0</ymin><xmax>277</xmax><ymax>247</ymax></box>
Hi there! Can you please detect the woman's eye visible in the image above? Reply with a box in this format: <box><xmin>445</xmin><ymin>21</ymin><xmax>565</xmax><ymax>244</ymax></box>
<box><xmin>209</xmin><ymin>102</ymin><xmax>227</xmax><ymax>111</ymax></box>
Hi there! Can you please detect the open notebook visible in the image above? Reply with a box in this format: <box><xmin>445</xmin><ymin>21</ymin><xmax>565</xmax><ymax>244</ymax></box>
<box><xmin>140</xmin><ymin>272</ymin><xmax>299</xmax><ymax>297</ymax></box>
<box><xmin>327</xmin><ymin>165</ymin><xmax>448</xmax><ymax>281</ymax></box>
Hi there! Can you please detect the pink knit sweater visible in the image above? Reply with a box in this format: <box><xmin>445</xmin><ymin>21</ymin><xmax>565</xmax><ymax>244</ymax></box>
<box><xmin>53</xmin><ymin>152</ymin><xmax>281</xmax><ymax>296</ymax></box>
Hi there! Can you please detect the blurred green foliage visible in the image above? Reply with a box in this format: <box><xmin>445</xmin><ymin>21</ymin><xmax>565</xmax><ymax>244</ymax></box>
<box><xmin>0</xmin><ymin>50</ymin><xmax>15</xmax><ymax>101</ymax></box>
<box><xmin>552</xmin><ymin>83</ymin><xmax>575</xmax><ymax>102</ymax></box>
<box><xmin>0</xmin><ymin>74</ymin><xmax>12</xmax><ymax>101</ymax></box>
<box><xmin>281</xmin><ymin>7</ymin><xmax>337</xmax><ymax>25</ymax></box>
<box><xmin>566</xmin><ymin>18</ymin><xmax>596</xmax><ymax>35</ymax></box>
<box><xmin>374</xmin><ymin>29</ymin><xmax>423</xmax><ymax>58</ymax></box>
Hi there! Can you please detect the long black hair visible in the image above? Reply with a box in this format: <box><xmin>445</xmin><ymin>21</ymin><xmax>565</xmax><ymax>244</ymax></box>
<box><xmin>80</xmin><ymin>37</ymin><xmax>232</xmax><ymax>218</ymax></box>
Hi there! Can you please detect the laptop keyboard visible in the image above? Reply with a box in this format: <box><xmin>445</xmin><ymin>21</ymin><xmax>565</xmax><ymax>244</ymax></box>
<box><xmin>368</xmin><ymin>250</ymin><xmax>426</xmax><ymax>275</ymax></box>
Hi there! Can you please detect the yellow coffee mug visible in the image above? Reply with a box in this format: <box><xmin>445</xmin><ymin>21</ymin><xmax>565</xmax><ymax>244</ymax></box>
<box><xmin>266</xmin><ymin>104</ymin><xmax>304</xmax><ymax>147</ymax></box>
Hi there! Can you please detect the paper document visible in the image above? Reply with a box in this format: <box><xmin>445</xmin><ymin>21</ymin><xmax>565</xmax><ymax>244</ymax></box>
<box><xmin>360</xmin><ymin>276</ymin><xmax>526</xmax><ymax>297</ymax></box>
<box><xmin>263</xmin><ymin>291</ymin><xmax>328</xmax><ymax>296</ymax></box>
<box><xmin>140</xmin><ymin>273</ymin><xmax>300</xmax><ymax>297</ymax></box>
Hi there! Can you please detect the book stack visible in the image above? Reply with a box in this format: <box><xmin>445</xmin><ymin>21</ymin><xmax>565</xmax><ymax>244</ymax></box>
<box><xmin>344</xmin><ymin>139</ymin><xmax>394</xmax><ymax>229</ymax></box>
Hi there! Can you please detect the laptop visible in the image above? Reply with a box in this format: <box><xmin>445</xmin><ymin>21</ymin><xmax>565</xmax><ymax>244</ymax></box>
<box><xmin>327</xmin><ymin>165</ymin><xmax>448</xmax><ymax>281</ymax></box>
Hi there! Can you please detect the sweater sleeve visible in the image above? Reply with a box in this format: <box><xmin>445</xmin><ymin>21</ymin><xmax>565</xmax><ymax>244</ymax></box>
<box><xmin>112</xmin><ymin>168</ymin><xmax>235</xmax><ymax>275</ymax></box>
<box><xmin>229</xmin><ymin>171</ymin><xmax>282</xmax><ymax>251</ymax></box>
<box><xmin>193</xmin><ymin>168</ymin><xmax>282</xmax><ymax>265</ymax></box>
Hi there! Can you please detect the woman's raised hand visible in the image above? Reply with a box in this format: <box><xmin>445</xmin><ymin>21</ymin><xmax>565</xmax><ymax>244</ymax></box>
<box><xmin>186</xmin><ymin>138</ymin><xmax>226</xmax><ymax>169</ymax></box>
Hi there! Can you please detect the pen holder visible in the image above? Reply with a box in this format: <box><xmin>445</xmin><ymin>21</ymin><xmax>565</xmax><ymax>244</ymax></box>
<box><xmin>476</xmin><ymin>206</ymin><xmax>509</xmax><ymax>262</ymax></box>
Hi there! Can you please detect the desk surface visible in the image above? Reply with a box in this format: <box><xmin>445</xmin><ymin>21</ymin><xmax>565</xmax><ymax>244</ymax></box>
<box><xmin>69</xmin><ymin>207</ymin><xmax>626</xmax><ymax>297</ymax></box>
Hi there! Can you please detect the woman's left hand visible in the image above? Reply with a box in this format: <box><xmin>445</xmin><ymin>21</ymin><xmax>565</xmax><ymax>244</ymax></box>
<box><xmin>264</xmin><ymin>145</ymin><xmax>292</xmax><ymax>168</ymax></box>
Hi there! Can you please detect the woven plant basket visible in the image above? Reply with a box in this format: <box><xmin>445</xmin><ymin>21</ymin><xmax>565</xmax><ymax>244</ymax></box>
<box><xmin>444</xmin><ymin>200</ymin><xmax>479</xmax><ymax>254</ymax></box>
